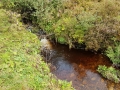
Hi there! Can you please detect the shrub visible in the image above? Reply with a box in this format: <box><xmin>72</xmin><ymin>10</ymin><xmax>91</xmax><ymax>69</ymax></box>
<box><xmin>53</xmin><ymin>12</ymin><xmax>97</xmax><ymax>48</ymax></box>
<box><xmin>96</xmin><ymin>0</ymin><xmax>120</xmax><ymax>18</ymax></box>
<box><xmin>84</xmin><ymin>18</ymin><xmax>120</xmax><ymax>51</ymax></box>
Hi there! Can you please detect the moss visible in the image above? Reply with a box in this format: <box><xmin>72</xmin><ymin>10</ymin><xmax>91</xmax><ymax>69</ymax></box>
<box><xmin>0</xmin><ymin>7</ymin><xmax>73</xmax><ymax>90</ymax></box>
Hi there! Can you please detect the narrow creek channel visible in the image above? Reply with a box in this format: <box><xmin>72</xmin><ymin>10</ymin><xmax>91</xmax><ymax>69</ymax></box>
<box><xmin>40</xmin><ymin>38</ymin><xmax>120</xmax><ymax>90</ymax></box>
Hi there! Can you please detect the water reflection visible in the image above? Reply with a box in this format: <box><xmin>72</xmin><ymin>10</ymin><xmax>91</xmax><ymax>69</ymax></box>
<box><xmin>41</xmin><ymin>39</ymin><xmax>120</xmax><ymax>90</ymax></box>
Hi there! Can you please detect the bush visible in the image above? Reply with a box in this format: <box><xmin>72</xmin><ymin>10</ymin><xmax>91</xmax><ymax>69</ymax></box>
<box><xmin>96</xmin><ymin>0</ymin><xmax>120</xmax><ymax>18</ymax></box>
<box><xmin>53</xmin><ymin>11</ymin><xmax>97</xmax><ymax>48</ymax></box>
<box><xmin>84</xmin><ymin>18</ymin><xmax>120</xmax><ymax>51</ymax></box>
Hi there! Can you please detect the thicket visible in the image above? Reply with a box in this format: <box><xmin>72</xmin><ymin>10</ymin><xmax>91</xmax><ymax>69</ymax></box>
<box><xmin>2</xmin><ymin>0</ymin><xmax>120</xmax><ymax>50</ymax></box>
<box><xmin>0</xmin><ymin>3</ymin><xmax>73</xmax><ymax>90</ymax></box>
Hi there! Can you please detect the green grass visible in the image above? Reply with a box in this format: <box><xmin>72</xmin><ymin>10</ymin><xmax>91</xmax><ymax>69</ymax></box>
<box><xmin>0</xmin><ymin>8</ymin><xmax>73</xmax><ymax>90</ymax></box>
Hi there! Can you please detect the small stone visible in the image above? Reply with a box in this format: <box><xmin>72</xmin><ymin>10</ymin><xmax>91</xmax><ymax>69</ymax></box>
<box><xmin>70</xmin><ymin>73</ymin><xmax>74</xmax><ymax>77</ymax></box>
<box><xmin>101</xmin><ymin>79</ymin><xmax>104</xmax><ymax>82</ymax></box>
<box><xmin>91</xmin><ymin>77</ymin><xmax>96</xmax><ymax>81</ymax></box>
<box><xmin>82</xmin><ymin>80</ymin><xmax>87</xmax><ymax>85</ymax></box>
<box><xmin>81</xmin><ymin>84</ymin><xmax>84</xmax><ymax>87</ymax></box>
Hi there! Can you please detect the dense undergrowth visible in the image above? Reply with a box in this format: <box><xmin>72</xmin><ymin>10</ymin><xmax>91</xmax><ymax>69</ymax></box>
<box><xmin>0</xmin><ymin>4</ymin><xmax>73</xmax><ymax>90</ymax></box>
<box><xmin>1</xmin><ymin>0</ymin><xmax>120</xmax><ymax>84</ymax></box>
<box><xmin>2</xmin><ymin>0</ymin><xmax>120</xmax><ymax>50</ymax></box>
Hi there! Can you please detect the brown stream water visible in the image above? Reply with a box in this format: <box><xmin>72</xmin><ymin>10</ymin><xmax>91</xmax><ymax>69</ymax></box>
<box><xmin>41</xmin><ymin>39</ymin><xmax>120</xmax><ymax>90</ymax></box>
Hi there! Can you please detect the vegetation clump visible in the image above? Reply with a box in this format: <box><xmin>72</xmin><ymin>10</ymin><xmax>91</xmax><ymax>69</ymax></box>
<box><xmin>106</xmin><ymin>42</ymin><xmax>120</xmax><ymax>67</ymax></box>
<box><xmin>97</xmin><ymin>65</ymin><xmax>120</xmax><ymax>83</ymax></box>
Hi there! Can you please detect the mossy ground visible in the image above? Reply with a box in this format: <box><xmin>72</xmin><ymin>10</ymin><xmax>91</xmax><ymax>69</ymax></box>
<box><xmin>0</xmin><ymin>6</ymin><xmax>73</xmax><ymax>90</ymax></box>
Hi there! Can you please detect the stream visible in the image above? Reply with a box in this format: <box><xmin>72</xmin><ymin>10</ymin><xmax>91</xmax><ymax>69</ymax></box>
<box><xmin>40</xmin><ymin>38</ymin><xmax>120</xmax><ymax>90</ymax></box>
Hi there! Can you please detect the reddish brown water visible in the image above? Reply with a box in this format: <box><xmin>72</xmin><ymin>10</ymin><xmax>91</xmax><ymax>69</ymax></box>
<box><xmin>41</xmin><ymin>39</ymin><xmax>120</xmax><ymax>90</ymax></box>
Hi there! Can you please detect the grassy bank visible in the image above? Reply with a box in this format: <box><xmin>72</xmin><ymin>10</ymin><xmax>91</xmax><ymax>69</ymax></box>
<box><xmin>0</xmin><ymin>7</ymin><xmax>73</xmax><ymax>90</ymax></box>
